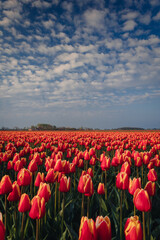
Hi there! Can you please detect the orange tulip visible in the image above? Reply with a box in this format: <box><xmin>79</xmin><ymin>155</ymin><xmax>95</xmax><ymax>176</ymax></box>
<box><xmin>95</xmin><ymin>216</ymin><xmax>111</xmax><ymax>240</ymax></box>
<box><xmin>78</xmin><ymin>216</ymin><xmax>97</xmax><ymax>240</ymax></box>
<box><xmin>124</xmin><ymin>215</ymin><xmax>143</xmax><ymax>240</ymax></box>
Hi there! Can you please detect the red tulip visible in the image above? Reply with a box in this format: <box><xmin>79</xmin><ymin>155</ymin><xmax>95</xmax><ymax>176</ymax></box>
<box><xmin>87</xmin><ymin>168</ymin><xmax>93</xmax><ymax>177</ymax></box>
<box><xmin>101</xmin><ymin>157</ymin><xmax>110</xmax><ymax>171</ymax></box>
<box><xmin>0</xmin><ymin>213</ymin><xmax>5</xmax><ymax>240</ymax></box>
<box><xmin>144</xmin><ymin>181</ymin><xmax>156</xmax><ymax>196</ymax></box>
<box><xmin>18</xmin><ymin>193</ymin><xmax>31</xmax><ymax>212</ymax></box>
<box><xmin>120</xmin><ymin>161</ymin><xmax>131</xmax><ymax>176</ymax></box>
<box><xmin>124</xmin><ymin>215</ymin><xmax>143</xmax><ymax>240</ymax></box>
<box><xmin>116</xmin><ymin>172</ymin><xmax>129</xmax><ymax>190</ymax></box>
<box><xmin>7</xmin><ymin>181</ymin><xmax>21</xmax><ymax>201</ymax></box>
<box><xmin>17</xmin><ymin>168</ymin><xmax>32</xmax><ymax>186</ymax></box>
<box><xmin>28</xmin><ymin>159</ymin><xmax>38</xmax><ymax>173</ymax></box>
<box><xmin>37</xmin><ymin>182</ymin><xmax>51</xmax><ymax>202</ymax></box>
<box><xmin>95</xmin><ymin>215</ymin><xmax>111</xmax><ymax>240</ymax></box>
<box><xmin>35</xmin><ymin>172</ymin><xmax>45</xmax><ymax>187</ymax></box>
<box><xmin>133</xmin><ymin>188</ymin><xmax>151</xmax><ymax>212</ymax></box>
<box><xmin>59</xmin><ymin>176</ymin><xmax>70</xmax><ymax>192</ymax></box>
<box><xmin>29</xmin><ymin>196</ymin><xmax>45</xmax><ymax>219</ymax></box>
<box><xmin>147</xmin><ymin>168</ymin><xmax>157</xmax><ymax>182</ymax></box>
<box><xmin>0</xmin><ymin>175</ymin><xmax>12</xmax><ymax>195</ymax></box>
<box><xmin>78</xmin><ymin>216</ymin><xmax>97</xmax><ymax>240</ymax></box>
<box><xmin>97</xmin><ymin>183</ymin><xmax>105</xmax><ymax>195</ymax></box>
<box><xmin>128</xmin><ymin>178</ymin><xmax>141</xmax><ymax>195</ymax></box>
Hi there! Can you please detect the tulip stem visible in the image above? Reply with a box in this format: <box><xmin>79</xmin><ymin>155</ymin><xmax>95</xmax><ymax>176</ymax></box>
<box><xmin>120</xmin><ymin>190</ymin><xmax>123</xmax><ymax>240</ymax></box>
<box><xmin>137</xmin><ymin>167</ymin><xmax>139</xmax><ymax>178</ymax></box>
<box><xmin>36</xmin><ymin>218</ymin><xmax>39</xmax><ymax>240</ymax></box>
<box><xmin>134</xmin><ymin>204</ymin><xmax>136</xmax><ymax>216</ymax></box>
<box><xmin>141</xmin><ymin>164</ymin><xmax>143</xmax><ymax>187</ymax></box>
<box><xmin>54</xmin><ymin>181</ymin><xmax>57</xmax><ymax>218</ymax></box>
<box><xmin>105</xmin><ymin>170</ymin><xmax>107</xmax><ymax>200</ymax></box>
<box><xmin>20</xmin><ymin>212</ymin><xmax>25</xmax><ymax>240</ymax></box>
<box><xmin>74</xmin><ymin>172</ymin><xmax>76</xmax><ymax>191</ymax></box>
<box><xmin>5</xmin><ymin>194</ymin><xmax>7</xmax><ymax>232</ymax></box>
<box><xmin>81</xmin><ymin>194</ymin><xmax>84</xmax><ymax>217</ymax></box>
<box><xmin>87</xmin><ymin>196</ymin><xmax>90</xmax><ymax>218</ymax></box>
<box><xmin>61</xmin><ymin>192</ymin><xmax>65</xmax><ymax>234</ymax></box>
<box><xmin>142</xmin><ymin>211</ymin><xmax>146</xmax><ymax>240</ymax></box>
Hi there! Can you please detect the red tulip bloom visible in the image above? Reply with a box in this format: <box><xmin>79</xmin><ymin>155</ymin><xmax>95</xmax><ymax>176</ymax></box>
<box><xmin>120</xmin><ymin>161</ymin><xmax>131</xmax><ymax>176</ymax></box>
<box><xmin>128</xmin><ymin>178</ymin><xmax>141</xmax><ymax>195</ymax></box>
<box><xmin>17</xmin><ymin>168</ymin><xmax>32</xmax><ymax>186</ymax></box>
<box><xmin>45</xmin><ymin>169</ymin><xmax>58</xmax><ymax>183</ymax></box>
<box><xmin>28</xmin><ymin>159</ymin><xmax>38</xmax><ymax>173</ymax></box>
<box><xmin>7</xmin><ymin>160</ymin><xmax>14</xmax><ymax>170</ymax></box>
<box><xmin>37</xmin><ymin>182</ymin><xmax>51</xmax><ymax>202</ymax></box>
<box><xmin>133</xmin><ymin>188</ymin><xmax>151</xmax><ymax>212</ymax></box>
<box><xmin>78</xmin><ymin>216</ymin><xmax>97</xmax><ymax>240</ymax></box>
<box><xmin>59</xmin><ymin>176</ymin><xmax>70</xmax><ymax>192</ymax></box>
<box><xmin>0</xmin><ymin>213</ymin><xmax>5</xmax><ymax>240</ymax></box>
<box><xmin>116</xmin><ymin>172</ymin><xmax>129</xmax><ymax>190</ymax></box>
<box><xmin>147</xmin><ymin>168</ymin><xmax>158</xmax><ymax>182</ymax></box>
<box><xmin>35</xmin><ymin>172</ymin><xmax>45</xmax><ymax>187</ymax></box>
<box><xmin>144</xmin><ymin>181</ymin><xmax>156</xmax><ymax>196</ymax></box>
<box><xmin>0</xmin><ymin>175</ymin><xmax>12</xmax><ymax>195</ymax></box>
<box><xmin>101</xmin><ymin>157</ymin><xmax>110</xmax><ymax>171</ymax></box>
<box><xmin>124</xmin><ymin>215</ymin><xmax>143</xmax><ymax>240</ymax></box>
<box><xmin>87</xmin><ymin>168</ymin><xmax>93</xmax><ymax>178</ymax></box>
<box><xmin>97</xmin><ymin>183</ymin><xmax>105</xmax><ymax>195</ymax></box>
<box><xmin>18</xmin><ymin>193</ymin><xmax>31</xmax><ymax>212</ymax></box>
<box><xmin>89</xmin><ymin>157</ymin><xmax>96</xmax><ymax>166</ymax></box>
<box><xmin>95</xmin><ymin>215</ymin><xmax>111</xmax><ymax>240</ymax></box>
<box><xmin>69</xmin><ymin>163</ymin><xmax>76</xmax><ymax>173</ymax></box>
<box><xmin>7</xmin><ymin>181</ymin><xmax>21</xmax><ymax>201</ymax></box>
<box><xmin>29</xmin><ymin>196</ymin><xmax>45</xmax><ymax>219</ymax></box>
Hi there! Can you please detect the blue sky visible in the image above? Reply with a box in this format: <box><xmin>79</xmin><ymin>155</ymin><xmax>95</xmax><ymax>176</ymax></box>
<box><xmin>0</xmin><ymin>0</ymin><xmax>160</xmax><ymax>129</ymax></box>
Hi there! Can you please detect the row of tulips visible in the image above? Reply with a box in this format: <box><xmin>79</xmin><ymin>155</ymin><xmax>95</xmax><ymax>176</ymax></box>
<box><xmin>0</xmin><ymin>130</ymin><xmax>160</xmax><ymax>239</ymax></box>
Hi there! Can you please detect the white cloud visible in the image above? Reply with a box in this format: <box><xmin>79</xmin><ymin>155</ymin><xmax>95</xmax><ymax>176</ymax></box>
<box><xmin>153</xmin><ymin>11</ymin><xmax>160</xmax><ymax>20</ymax></box>
<box><xmin>122</xmin><ymin>20</ymin><xmax>137</xmax><ymax>31</ymax></box>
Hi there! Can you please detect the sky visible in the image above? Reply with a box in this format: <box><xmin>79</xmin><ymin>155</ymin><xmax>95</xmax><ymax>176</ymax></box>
<box><xmin>0</xmin><ymin>0</ymin><xmax>160</xmax><ymax>129</ymax></box>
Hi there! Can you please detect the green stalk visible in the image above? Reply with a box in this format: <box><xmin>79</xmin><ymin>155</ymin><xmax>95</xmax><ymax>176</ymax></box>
<box><xmin>61</xmin><ymin>192</ymin><xmax>65</xmax><ymax>234</ymax></box>
<box><xmin>134</xmin><ymin>204</ymin><xmax>136</xmax><ymax>216</ymax></box>
<box><xmin>81</xmin><ymin>194</ymin><xmax>84</xmax><ymax>217</ymax></box>
<box><xmin>54</xmin><ymin>181</ymin><xmax>57</xmax><ymax>218</ymax></box>
<box><xmin>120</xmin><ymin>190</ymin><xmax>123</xmax><ymax>240</ymax></box>
<box><xmin>74</xmin><ymin>172</ymin><xmax>76</xmax><ymax>191</ymax></box>
<box><xmin>20</xmin><ymin>212</ymin><xmax>25</xmax><ymax>240</ymax></box>
<box><xmin>141</xmin><ymin>164</ymin><xmax>143</xmax><ymax>187</ymax></box>
<box><xmin>36</xmin><ymin>218</ymin><xmax>39</xmax><ymax>240</ymax></box>
<box><xmin>105</xmin><ymin>170</ymin><xmax>107</xmax><ymax>200</ymax></box>
<box><xmin>5</xmin><ymin>194</ymin><xmax>7</xmax><ymax>232</ymax></box>
<box><xmin>143</xmin><ymin>211</ymin><xmax>146</xmax><ymax>240</ymax></box>
<box><xmin>87</xmin><ymin>196</ymin><xmax>90</xmax><ymax>218</ymax></box>
<box><xmin>137</xmin><ymin>167</ymin><xmax>139</xmax><ymax>178</ymax></box>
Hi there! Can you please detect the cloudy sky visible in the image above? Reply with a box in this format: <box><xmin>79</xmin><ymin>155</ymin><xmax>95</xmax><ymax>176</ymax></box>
<box><xmin>0</xmin><ymin>0</ymin><xmax>160</xmax><ymax>129</ymax></box>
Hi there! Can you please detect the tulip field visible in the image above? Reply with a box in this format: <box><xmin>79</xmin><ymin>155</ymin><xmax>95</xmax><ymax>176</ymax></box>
<box><xmin>0</xmin><ymin>130</ymin><xmax>160</xmax><ymax>240</ymax></box>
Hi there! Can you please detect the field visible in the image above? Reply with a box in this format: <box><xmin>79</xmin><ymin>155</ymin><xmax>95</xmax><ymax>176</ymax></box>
<box><xmin>0</xmin><ymin>130</ymin><xmax>160</xmax><ymax>240</ymax></box>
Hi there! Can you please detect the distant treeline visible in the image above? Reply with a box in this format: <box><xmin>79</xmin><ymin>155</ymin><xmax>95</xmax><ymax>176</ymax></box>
<box><xmin>0</xmin><ymin>124</ymin><xmax>159</xmax><ymax>131</ymax></box>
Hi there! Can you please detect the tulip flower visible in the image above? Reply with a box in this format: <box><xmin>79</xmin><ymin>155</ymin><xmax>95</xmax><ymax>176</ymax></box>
<box><xmin>17</xmin><ymin>168</ymin><xmax>32</xmax><ymax>187</ymax></box>
<box><xmin>144</xmin><ymin>181</ymin><xmax>156</xmax><ymax>196</ymax></box>
<box><xmin>18</xmin><ymin>193</ymin><xmax>31</xmax><ymax>212</ymax></box>
<box><xmin>120</xmin><ymin>161</ymin><xmax>131</xmax><ymax>176</ymax></box>
<box><xmin>59</xmin><ymin>176</ymin><xmax>70</xmax><ymax>193</ymax></box>
<box><xmin>0</xmin><ymin>175</ymin><xmax>13</xmax><ymax>230</ymax></box>
<box><xmin>95</xmin><ymin>215</ymin><xmax>111</xmax><ymax>240</ymax></box>
<box><xmin>147</xmin><ymin>168</ymin><xmax>158</xmax><ymax>182</ymax></box>
<box><xmin>37</xmin><ymin>182</ymin><xmax>51</xmax><ymax>202</ymax></box>
<box><xmin>97</xmin><ymin>183</ymin><xmax>105</xmax><ymax>195</ymax></box>
<box><xmin>78</xmin><ymin>216</ymin><xmax>97</xmax><ymax>240</ymax></box>
<box><xmin>116</xmin><ymin>172</ymin><xmax>129</xmax><ymax>190</ymax></box>
<box><xmin>0</xmin><ymin>213</ymin><xmax>5</xmax><ymax>240</ymax></box>
<box><xmin>18</xmin><ymin>193</ymin><xmax>31</xmax><ymax>239</ymax></box>
<box><xmin>124</xmin><ymin>215</ymin><xmax>143</xmax><ymax>240</ymax></box>
<box><xmin>128</xmin><ymin>178</ymin><xmax>141</xmax><ymax>195</ymax></box>
<box><xmin>133</xmin><ymin>188</ymin><xmax>152</xmax><ymax>240</ymax></box>
<box><xmin>7</xmin><ymin>181</ymin><xmax>21</xmax><ymax>202</ymax></box>
<box><xmin>35</xmin><ymin>172</ymin><xmax>45</xmax><ymax>187</ymax></box>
